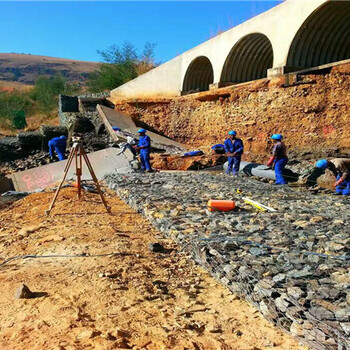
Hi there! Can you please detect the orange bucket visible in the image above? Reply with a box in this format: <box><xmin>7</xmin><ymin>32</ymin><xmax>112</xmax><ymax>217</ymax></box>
<box><xmin>207</xmin><ymin>200</ymin><xmax>235</xmax><ymax>212</ymax></box>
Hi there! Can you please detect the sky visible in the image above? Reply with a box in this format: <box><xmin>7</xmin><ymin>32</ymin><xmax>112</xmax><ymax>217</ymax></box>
<box><xmin>0</xmin><ymin>1</ymin><xmax>281</xmax><ymax>63</ymax></box>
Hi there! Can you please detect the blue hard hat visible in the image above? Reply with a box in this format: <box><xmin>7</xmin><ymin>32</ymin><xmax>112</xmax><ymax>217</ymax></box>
<box><xmin>316</xmin><ymin>159</ymin><xmax>328</xmax><ymax>169</ymax></box>
<box><xmin>138</xmin><ymin>128</ymin><xmax>146</xmax><ymax>133</ymax></box>
<box><xmin>271</xmin><ymin>134</ymin><xmax>283</xmax><ymax>140</ymax></box>
<box><xmin>112</xmin><ymin>126</ymin><xmax>121</xmax><ymax>131</ymax></box>
<box><xmin>228</xmin><ymin>130</ymin><xmax>237</xmax><ymax>136</ymax></box>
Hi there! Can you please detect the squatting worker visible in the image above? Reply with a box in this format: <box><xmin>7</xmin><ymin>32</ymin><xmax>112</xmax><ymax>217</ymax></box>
<box><xmin>224</xmin><ymin>130</ymin><xmax>244</xmax><ymax>176</ymax></box>
<box><xmin>316</xmin><ymin>158</ymin><xmax>350</xmax><ymax>195</ymax></box>
<box><xmin>267</xmin><ymin>134</ymin><xmax>288</xmax><ymax>185</ymax></box>
<box><xmin>48</xmin><ymin>135</ymin><xmax>67</xmax><ymax>162</ymax></box>
<box><xmin>135</xmin><ymin>128</ymin><xmax>153</xmax><ymax>173</ymax></box>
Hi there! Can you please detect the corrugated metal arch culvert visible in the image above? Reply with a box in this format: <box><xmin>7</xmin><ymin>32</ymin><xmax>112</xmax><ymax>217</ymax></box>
<box><xmin>182</xmin><ymin>56</ymin><xmax>214</xmax><ymax>94</ymax></box>
<box><xmin>287</xmin><ymin>1</ymin><xmax>350</xmax><ymax>69</ymax></box>
<box><xmin>220</xmin><ymin>33</ymin><xmax>273</xmax><ymax>84</ymax></box>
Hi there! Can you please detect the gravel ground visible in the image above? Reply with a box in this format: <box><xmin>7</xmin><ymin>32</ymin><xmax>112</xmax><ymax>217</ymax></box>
<box><xmin>106</xmin><ymin>171</ymin><xmax>350</xmax><ymax>350</ymax></box>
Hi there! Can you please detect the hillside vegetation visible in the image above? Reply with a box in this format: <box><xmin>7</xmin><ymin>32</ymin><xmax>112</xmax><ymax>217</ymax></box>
<box><xmin>0</xmin><ymin>42</ymin><xmax>157</xmax><ymax>134</ymax></box>
<box><xmin>0</xmin><ymin>75</ymin><xmax>79</xmax><ymax>133</ymax></box>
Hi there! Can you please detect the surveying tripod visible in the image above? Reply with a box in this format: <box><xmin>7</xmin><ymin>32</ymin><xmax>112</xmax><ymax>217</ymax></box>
<box><xmin>46</xmin><ymin>137</ymin><xmax>111</xmax><ymax>215</ymax></box>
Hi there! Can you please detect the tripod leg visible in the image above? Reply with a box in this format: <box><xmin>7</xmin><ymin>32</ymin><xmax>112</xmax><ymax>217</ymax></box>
<box><xmin>81</xmin><ymin>148</ymin><xmax>111</xmax><ymax>213</ymax></box>
<box><xmin>76</xmin><ymin>146</ymin><xmax>82</xmax><ymax>199</ymax></box>
<box><xmin>63</xmin><ymin>146</ymin><xmax>75</xmax><ymax>173</ymax></box>
<box><xmin>45</xmin><ymin>146</ymin><xmax>76</xmax><ymax>216</ymax></box>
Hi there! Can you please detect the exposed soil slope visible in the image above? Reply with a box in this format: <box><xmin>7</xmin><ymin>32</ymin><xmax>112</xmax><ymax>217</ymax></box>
<box><xmin>113</xmin><ymin>64</ymin><xmax>350</xmax><ymax>164</ymax></box>
<box><xmin>0</xmin><ymin>79</ymin><xmax>33</xmax><ymax>92</ymax></box>
<box><xmin>0</xmin><ymin>53</ymin><xmax>98</xmax><ymax>85</ymax></box>
<box><xmin>0</xmin><ymin>188</ymin><xmax>305</xmax><ymax>350</ymax></box>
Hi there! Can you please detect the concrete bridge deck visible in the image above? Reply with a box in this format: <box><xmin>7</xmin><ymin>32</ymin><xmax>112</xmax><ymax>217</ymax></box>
<box><xmin>110</xmin><ymin>0</ymin><xmax>350</xmax><ymax>100</ymax></box>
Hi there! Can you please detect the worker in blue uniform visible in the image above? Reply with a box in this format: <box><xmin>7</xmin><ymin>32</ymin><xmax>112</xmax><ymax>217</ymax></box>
<box><xmin>136</xmin><ymin>128</ymin><xmax>152</xmax><ymax>172</ymax></box>
<box><xmin>48</xmin><ymin>135</ymin><xmax>67</xmax><ymax>162</ymax></box>
<box><xmin>224</xmin><ymin>130</ymin><xmax>244</xmax><ymax>176</ymax></box>
<box><xmin>267</xmin><ymin>134</ymin><xmax>288</xmax><ymax>185</ymax></box>
<box><xmin>316</xmin><ymin>158</ymin><xmax>350</xmax><ymax>195</ymax></box>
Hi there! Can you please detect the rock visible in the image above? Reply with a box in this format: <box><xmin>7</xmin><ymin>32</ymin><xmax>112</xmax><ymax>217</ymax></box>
<box><xmin>275</xmin><ymin>296</ymin><xmax>290</xmax><ymax>312</ymax></box>
<box><xmin>326</xmin><ymin>242</ymin><xmax>344</xmax><ymax>252</ymax></box>
<box><xmin>15</xmin><ymin>284</ymin><xmax>34</xmax><ymax>299</ymax></box>
<box><xmin>18</xmin><ymin>224</ymin><xmax>44</xmax><ymax>237</ymax></box>
<box><xmin>287</xmin><ymin>268</ymin><xmax>312</xmax><ymax>279</ymax></box>
<box><xmin>290</xmin><ymin>322</ymin><xmax>304</xmax><ymax>337</ymax></box>
<box><xmin>206</xmin><ymin>323</ymin><xmax>222</xmax><ymax>333</ymax></box>
<box><xmin>287</xmin><ymin>287</ymin><xmax>305</xmax><ymax>300</ymax></box>
<box><xmin>259</xmin><ymin>300</ymin><xmax>279</xmax><ymax>319</ymax></box>
<box><xmin>341</xmin><ymin>323</ymin><xmax>350</xmax><ymax>335</ymax></box>
<box><xmin>174</xmin><ymin>307</ymin><xmax>184</xmax><ymax>316</ymax></box>
<box><xmin>308</xmin><ymin>306</ymin><xmax>334</xmax><ymax>320</ymax></box>
<box><xmin>115</xmin><ymin>328</ymin><xmax>131</xmax><ymax>338</ymax></box>
<box><xmin>293</xmin><ymin>220</ymin><xmax>310</xmax><ymax>228</ymax></box>
<box><xmin>148</xmin><ymin>242</ymin><xmax>166</xmax><ymax>253</ymax></box>
<box><xmin>249</xmin><ymin>247</ymin><xmax>266</xmax><ymax>256</ymax></box>
<box><xmin>333</xmin><ymin>219</ymin><xmax>344</xmax><ymax>225</ymax></box>
<box><xmin>38</xmin><ymin>235</ymin><xmax>65</xmax><ymax>244</ymax></box>
<box><xmin>335</xmin><ymin>308</ymin><xmax>350</xmax><ymax>321</ymax></box>
<box><xmin>309</xmin><ymin>216</ymin><xmax>324</xmax><ymax>224</ymax></box>
<box><xmin>272</xmin><ymin>273</ymin><xmax>285</xmax><ymax>283</ymax></box>
<box><xmin>76</xmin><ymin>329</ymin><xmax>101</xmax><ymax>340</ymax></box>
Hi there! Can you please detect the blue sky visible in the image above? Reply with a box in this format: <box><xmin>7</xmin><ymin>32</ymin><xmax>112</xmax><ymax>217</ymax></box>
<box><xmin>0</xmin><ymin>1</ymin><xmax>281</xmax><ymax>63</ymax></box>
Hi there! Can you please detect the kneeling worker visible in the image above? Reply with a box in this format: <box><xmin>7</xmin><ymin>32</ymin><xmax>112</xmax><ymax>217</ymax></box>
<box><xmin>316</xmin><ymin>158</ymin><xmax>350</xmax><ymax>195</ymax></box>
<box><xmin>267</xmin><ymin>134</ymin><xmax>288</xmax><ymax>185</ymax></box>
<box><xmin>136</xmin><ymin>128</ymin><xmax>152</xmax><ymax>172</ymax></box>
<box><xmin>48</xmin><ymin>135</ymin><xmax>67</xmax><ymax>162</ymax></box>
<box><xmin>224</xmin><ymin>130</ymin><xmax>244</xmax><ymax>176</ymax></box>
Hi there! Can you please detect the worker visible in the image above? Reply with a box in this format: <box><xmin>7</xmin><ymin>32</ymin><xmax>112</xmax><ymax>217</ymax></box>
<box><xmin>48</xmin><ymin>135</ymin><xmax>67</xmax><ymax>162</ymax></box>
<box><xmin>315</xmin><ymin>158</ymin><xmax>350</xmax><ymax>195</ymax></box>
<box><xmin>267</xmin><ymin>134</ymin><xmax>288</xmax><ymax>185</ymax></box>
<box><xmin>135</xmin><ymin>128</ymin><xmax>152</xmax><ymax>172</ymax></box>
<box><xmin>224</xmin><ymin>130</ymin><xmax>244</xmax><ymax>176</ymax></box>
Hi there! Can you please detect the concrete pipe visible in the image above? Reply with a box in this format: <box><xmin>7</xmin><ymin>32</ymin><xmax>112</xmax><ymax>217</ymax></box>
<box><xmin>223</xmin><ymin>161</ymin><xmax>300</xmax><ymax>183</ymax></box>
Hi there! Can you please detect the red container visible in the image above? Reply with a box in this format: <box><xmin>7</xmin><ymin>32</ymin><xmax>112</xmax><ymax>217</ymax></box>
<box><xmin>207</xmin><ymin>200</ymin><xmax>236</xmax><ymax>212</ymax></box>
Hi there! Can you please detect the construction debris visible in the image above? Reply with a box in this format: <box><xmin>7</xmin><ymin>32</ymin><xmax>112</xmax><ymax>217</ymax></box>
<box><xmin>8</xmin><ymin>147</ymin><xmax>134</xmax><ymax>192</ymax></box>
<box><xmin>97</xmin><ymin>104</ymin><xmax>185</xmax><ymax>153</ymax></box>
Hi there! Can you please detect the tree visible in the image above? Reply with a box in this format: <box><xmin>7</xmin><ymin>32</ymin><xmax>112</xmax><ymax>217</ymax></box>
<box><xmin>0</xmin><ymin>90</ymin><xmax>32</xmax><ymax>128</ymax></box>
<box><xmin>31</xmin><ymin>74</ymin><xmax>80</xmax><ymax>113</ymax></box>
<box><xmin>87</xmin><ymin>41</ymin><xmax>158</xmax><ymax>92</ymax></box>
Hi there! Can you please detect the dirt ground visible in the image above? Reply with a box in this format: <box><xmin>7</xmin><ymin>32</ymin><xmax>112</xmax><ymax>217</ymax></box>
<box><xmin>0</xmin><ymin>187</ymin><xmax>307</xmax><ymax>350</ymax></box>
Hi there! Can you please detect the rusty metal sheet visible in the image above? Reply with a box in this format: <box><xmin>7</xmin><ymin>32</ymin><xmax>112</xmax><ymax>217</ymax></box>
<box><xmin>8</xmin><ymin>147</ymin><xmax>133</xmax><ymax>192</ymax></box>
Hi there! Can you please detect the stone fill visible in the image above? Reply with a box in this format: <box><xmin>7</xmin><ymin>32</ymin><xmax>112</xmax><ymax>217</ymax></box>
<box><xmin>105</xmin><ymin>171</ymin><xmax>350</xmax><ymax>350</ymax></box>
